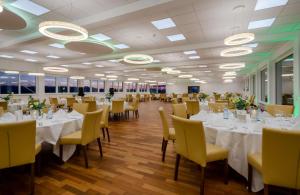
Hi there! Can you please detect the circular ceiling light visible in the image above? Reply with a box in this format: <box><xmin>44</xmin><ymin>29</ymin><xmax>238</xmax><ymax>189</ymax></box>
<box><xmin>106</xmin><ymin>75</ymin><xmax>118</xmax><ymax>78</ymax></box>
<box><xmin>128</xmin><ymin>78</ymin><xmax>139</xmax><ymax>81</ymax></box>
<box><xmin>108</xmin><ymin>78</ymin><xmax>117</xmax><ymax>81</ymax></box>
<box><xmin>43</xmin><ymin>66</ymin><xmax>68</xmax><ymax>73</ymax></box>
<box><xmin>190</xmin><ymin>78</ymin><xmax>199</xmax><ymax>81</ymax></box>
<box><xmin>224</xmin><ymin>79</ymin><xmax>233</xmax><ymax>83</ymax></box>
<box><xmin>95</xmin><ymin>73</ymin><xmax>105</xmax><ymax>77</ymax></box>
<box><xmin>70</xmin><ymin>76</ymin><xmax>85</xmax><ymax>80</ymax></box>
<box><xmin>123</xmin><ymin>54</ymin><xmax>153</xmax><ymax>64</ymax></box>
<box><xmin>161</xmin><ymin>67</ymin><xmax>173</xmax><ymax>72</ymax></box>
<box><xmin>224</xmin><ymin>33</ymin><xmax>255</xmax><ymax>46</ymax></box>
<box><xmin>167</xmin><ymin>70</ymin><xmax>181</xmax><ymax>74</ymax></box>
<box><xmin>224</xmin><ymin>71</ymin><xmax>237</xmax><ymax>76</ymax></box>
<box><xmin>223</xmin><ymin>76</ymin><xmax>236</xmax><ymax>79</ymax></box>
<box><xmin>220</xmin><ymin>47</ymin><xmax>252</xmax><ymax>57</ymax></box>
<box><xmin>178</xmin><ymin>74</ymin><xmax>193</xmax><ymax>78</ymax></box>
<box><xmin>219</xmin><ymin>63</ymin><xmax>245</xmax><ymax>69</ymax></box>
<box><xmin>39</xmin><ymin>21</ymin><xmax>88</xmax><ymax>41</ymax></box>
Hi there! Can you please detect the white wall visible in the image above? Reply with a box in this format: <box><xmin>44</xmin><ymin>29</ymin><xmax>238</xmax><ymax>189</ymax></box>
<box><xmin>200</xmin><ymin>81</ymin><xmax>244</xmax><ymax>95</ymax></box>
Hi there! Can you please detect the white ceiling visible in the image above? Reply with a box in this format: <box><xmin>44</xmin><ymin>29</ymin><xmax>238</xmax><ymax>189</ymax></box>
<box><xmin>0</xmin><ymin>0</ymin><xmax>300</xmax><ymax>83</ymax></box>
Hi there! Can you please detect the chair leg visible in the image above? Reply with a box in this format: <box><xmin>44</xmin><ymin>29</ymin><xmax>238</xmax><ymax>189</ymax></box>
<box><xmin>102</xmin><ymin>128</ymin><xmax>106</xmax><ymax>139</ymax></box>
<box><xmin>174</xmin><ymin>154</ymin><xmax>181</xmax><ymax>181</ymax></box>
<box><xmin>35</xmin><ymin>153</ymin><xmax>42</xmax><ymax>177</ymax></box>
<box><xmin>248</xmin><ymin>164</ymin><xmax>253</xmax><ymax>192</ymax></box>
<box><xmin>162</xmin><ymin>140</ymin><xmax>168</xmax><ymax>162</ymax></box>
<box><xmin>59</xmin><ymin>145</ymin><xmax>63</xmax><ymax>163</ymax></box>
<box><xmin>82</xmin><ymin>145</ymin><xmax>89</xmax><ymax>168</ymax></box>
<box><xmin>161</xmin><ymin>138</ymin><xmax>164</xmax><ymax>151</ymax></box>
<box><xmin>200</xmin><ymin>166</ymin><xmax>206</xmax><ymax>195</ymax></box>
<box><xmin>97</xmin><ymin>138</ymin><xmax>103</xmax><ymax>157</ymax></box>
<box><xmin>224</xmin><ymin>159</ymin><xmax>229</xmax><ymax>184</ymax></box>
<box><xmin>106</xmin><ymin>128</ymin><xmax>110</xmax><ymax>142</ymax></box>
<box><xmin>264</xmin><ymin>184</ymin><xmax>269</xmax><ymax>195</ymax></box>
<box><xmin>30</xmin><ymin>163</ymin><xmax>35</xmax><ymax>195</ymax></box>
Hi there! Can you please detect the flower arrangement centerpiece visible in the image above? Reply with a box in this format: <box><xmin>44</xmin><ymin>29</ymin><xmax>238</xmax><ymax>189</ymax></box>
<box><xmin>232</xmin><ymin>97</ymin><xmax>249</xmax><ymax>110</ymax></box>
<box><xmin>1</xmin><ymin>92</ymin><xmax>13</xmax><ymax>102</ymax></box>
<box><xmin>28</xmin><ymin>96</ymin><xmax>46</xmax><ymax>117</ymax></box>
<box><xmin>199</xmin><ymin>92</ymin><xmax>209</xmax><ymax>101</ymax></box>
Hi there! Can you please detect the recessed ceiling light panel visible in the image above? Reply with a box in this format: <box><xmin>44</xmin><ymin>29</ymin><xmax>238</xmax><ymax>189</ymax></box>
<box><xmin>255</xmin><ymin>0</ymin><xmax>288</xmax><ymax>10</ymax></box>
<box><xmin>4</xmin><ymin>71</ymin><xmax>19</xmax><ymax>74</ymax></box>
<box><xmin>167</xmin><ymin>34</ymin><xmax>186</xmax><ymax>42</ymax></box>
<box><xmin>49</xmin><ymin>43</ymin><xmax>65</xmax><ymax>48</ymax></box>
<box><xmin>90</xmin><ymin>33</ymin><xmax>111</xmax><ymax>41</ymax></box>
<box><xmin>178</xmin><ymin>74</ymin><xmax>193</xmax><ymax>78</ymax></box>
<box><xmin>184</xmin><ymin>50</ymin><xmax>197</xmax><ymax>55</ymax></box>
<box><xmin>70</xmin><ymin>76</ymin><xmax>84</xmax><ymax>80</ymax></box>
<box><xmin>151</xmin><ymin>18</ymin><xmax>176</xmax><ymax>30</ymax></box>
<box><xmin>20</xmin><ymin>50</ymin><xmax>38</xmax><ymax>54</ymax></box>
<box><xmin>43</xmin><ymin>66</ymin><xmax>68</xmax><ymax>73</ymax></box>
<box><xmin>28</xmin><ymin>72</ymin><xmax>45</xmax><ymax>76</ymax></box>
<box><xmin>95</xmin><ymin>73</ymin><xmax>105</xmax><ymax>77</ymax></box>
<box><xmin>114</xmin><ymin>43</ymin><xmax>129</xmax><ymax>49</ymax></box>
<box><xmin>248</xmin><ymin>18</ymin><xmax>275</xmax><ymax>29</ymax></box>
<box><xmin>11</xmin><ymin>0</ymin><xmax>50</xmax><ymax>16</ymax></box>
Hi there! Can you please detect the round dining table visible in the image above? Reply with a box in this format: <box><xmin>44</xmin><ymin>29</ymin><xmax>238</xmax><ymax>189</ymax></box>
<box><xmin>190</xmin><ymin>110</ymin><xmax>298</xmax><ymax>192</ymax></box>
<box><xmin>0</xmin><ymin>109</ymin><xmax>83</xmax><ymax>162</ymax></box>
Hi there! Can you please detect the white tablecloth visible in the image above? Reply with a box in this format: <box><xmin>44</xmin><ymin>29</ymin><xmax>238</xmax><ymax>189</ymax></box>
<box><xmin>0</xmin><ymin>110</ymin><xmax>83</xmax><ymax>161</ymax></box>
<box><xmin>97</xmin><ymin>101</ymin><xmax>129</xmax><ymax>110</ymax></box>
<box><xmin>190</xmin><ymin>111</ymin><xmax>297</xmax><ymax>192</ymax></box>
<box><xmin>8</xmin><ymin>102</ymin><xmax>27</xmax><ymax>112</ymax></box>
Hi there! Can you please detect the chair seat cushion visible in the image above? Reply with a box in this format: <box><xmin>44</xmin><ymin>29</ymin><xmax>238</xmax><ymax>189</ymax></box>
<box><xmin>59</xmin><ymin>130</ymin><xmax>82</xmax><ymax>145</ymax></box>
<box><xmin>35</xmin><ymin>143</ymin><xmax>42</xmax><ymax>155</ymax></box>
<box><xmin>206</xmin><ymin>143</ymin><xmax>228</xmax><ymax>163</ymax></box>
<box><xmin>168</xmin><ymin>128</ymin><xmax>176</xmax><ymax>140</ymax></box>
<box><xmin>248</xmin><ymin>153</ymin><xmax>262</xmax><ymax>173</ymax></box>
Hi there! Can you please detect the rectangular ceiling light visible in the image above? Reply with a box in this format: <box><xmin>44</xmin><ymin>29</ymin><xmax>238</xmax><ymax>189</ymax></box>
<box><xmin>114</xmin><ymin>44</ymin><xmax>129</xmax><ymax>49</ymax></box>
<box><xmin>189</xmin><ymin>55</ymin><xmax>200</xmax><ymax>59</ymax></box>
<box><xmin>0</xmin><ymin>55</ymin><xmax>14</xmax><ymax>59</ymax></box>
<box><xmin>25</xmin><ymin>59</ymin><xmax>38</xmax><ymax>62</ymax></box>
<box><xmin>20</xmin><ymin>50</ymin><xmax>38</xmax><ymax>54</ymax></box>
<box><xmin>90</xmin><ymin>33</ymin><xmax>111</xmax><ymax>41</ymax></box>
<box><xmin>151</xmin><ymin>18</ymin><xmax>176</xmax><ymax>30</ymax></box>
<box><xmin>167</xmin><ymin>34</ymin><xmax>186</xmax><ymax>42</ymax></box>
<box><xmin>49</xmin><ymin>43</ymin><xmax>65</xmax><ymax>48</ymax></box>
<box><xmin>242</xmin><ymin>43</ymin><xmax>258</xmax><ymax>48</ymax></box>
<box><xmin>184</xmin><ymin>50</ymin><xmax>197</xmax><ymax>55</ymax></box>
<box><xmin>255</xmin><ymin>0</ymin><xmax>288</xmax><ymax>10</ymax></box>
<box><xmin>11</xmin><ymin>0</ymin><xmax>50</xmax><ymax>16</ymax></box>
<box><xmin>248</xmin><ymin>18</ymin><xmax>276</xmax><ymax>29</ymax></box>
<box><xmin>47</xmin><ymin>55</ymin><xmax>60</xmax><ymax>59</ymax></box>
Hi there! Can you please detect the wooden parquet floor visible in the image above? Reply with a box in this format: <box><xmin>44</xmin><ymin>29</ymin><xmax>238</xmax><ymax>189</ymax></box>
<box><xmin>1</xmin><ymin>101</ymin><xmax>262</xmax><ymax>195</ymax></box>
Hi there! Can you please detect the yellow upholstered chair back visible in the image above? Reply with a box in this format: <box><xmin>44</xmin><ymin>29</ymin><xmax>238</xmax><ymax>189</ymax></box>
<box><xmin>266</xmin><ymin>104</ymin><xmax>294</xmax><ymax>117</ymax></box>
<box><xmin>85</xmin><ymin>100</ymin><xmax>97</xmax><ymax>112</ymax></box>
<box><xmin>73</xmin><ymin>103</ymin><xmax>89</xmax><ymax>115</ymax></box>
<box><xmin>249</xmin><ymin>95</ymin><xmax>255</xmax><ymax>105</ymax></box>
<box><xmin>111</xmin><ymin>100</ymin><xmax>124</xmax><ymax>114</ymax></box>
<box><xmin>49</xmin><ymin>97</ymin><xmax>59</xmax><ymax>106</ymax></box>
<box><xmin>0</xmin><ymin>101</ymin><xmax>8</xmax><ymax>111</ymax></box>
<box><xmin>158</xmin><ymin>107</ymin><xmax>170</xmax><ymax>139</ymax></box>
<box><xmin>131</xmin><ymin>98</ymin><xmax>139</xmax><ymax>110</ymax></box>
<box><xmin>214</xmin><ymin>93</ymin><xmax>221</xmax><ymax>100</ymax></box>
<box><xmin>216</xmin><ymin>100</ymin><xmax>229</xmax><ymax>104</ymax></box>
<box><xmin>172</xmin><ymin>103</ymin><xmax>187</xmax><ymax>118</ymax></box>
<box><xmin>0</xmin><ymin>120</ymin><xmax>36</xmax><ymax>169</ymax></box>
<box><xmin>171</xmin><ymin>115</ymin><xmax>207</xmax><ymax>167</ymax></box>
<box><xmin>192</xmin><ymin>93</ymin><xmax>198</xmax><ymax>99</ymax></box>
<box><xmin>136</xmin><ymin>94</ymin><xmax>141</xmax><ymax>101</ymax></box>
<box><xmin>83</xmin><ymin>96</ymin><xmax>94</xmax><ymax>102</ymax></box>
<box><xmin>81</xmin><ymin>110</ymin><xmax>102</xmax><ymax>145</ymax></box>
<box><xmin>172</xmin><ymin>93</ymin><xmax>177</xmax><ymax>98</ymax></box>
<box><xmin>67</xmin><ymin>97</ymin><xmax>76</xmax><ymax>108</ymax></box>
<box><xmin>185</xmin><ymin>100</ymin><xmax>200</xmax><ymax>116</ymax></box>
<box><xmin>171</xmin><ymin>98</ymin><xmax>178</xmax><ymax>104</ymax></box>
<box><xmin>182</xmin><ymin>93</ymin><xmax>188</xmax><ymax>98</ymax></box>
<box><xmin>182</xmin><ymin>97</ymin><xmax>190</xmax><ymax>103</ymax></box>
<box><xmin>101</xmin><ymin>105</ymin><xmax>110</xmax><ymax>128</ymax></box>
<box><xmin>262</xmin><ymin>128</ymin><xmax>300</xmax><ymax>189</ymax></box>
<box><xmin>208</xmin><ymin>102</ymin><xmax>228</xmax><ymax>112</ymax></box>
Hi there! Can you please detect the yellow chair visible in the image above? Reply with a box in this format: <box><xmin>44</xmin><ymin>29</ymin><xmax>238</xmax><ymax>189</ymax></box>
<box><xmin>171</xmin><ymin>116</ymin><xmax>229</xmax><ymax>195</ymax></box>
<box><xmin>192</xmin><ymin>93</ymin><xmax>198</xmax><ymax>100</ymax></box>
<box><xmin>265</xmin><ymin>104</ymin><xmax>294</xmax><ymax>117</ymax></box>
<box><xmin>111</xmin><ymin>100</ymin><xmax>125</xmax><ymax>120</ymax></box>
<box><xmin>83</xmin><ymin>96</ymin><xmax>95</xmax><ymax>102</ymax></box>
<box><xmin>0</xmin><ymin>120</ymin><xmax>41</xmax><ymax>194</ymax></box>
<box><xmin>185</xmin><ymin>100</ymin><xmax>200</xmax><ymax>117</ymax></box>
<box><xmin>125</xmin><ymin>98</ymin><xmax>139</xmax><ymax>119</ymax></box>
<box><xmin>248</xmin><ymin>95</ymin><xmax>255</xmax><ymax>105</ymax></box>
<box><xmin>59</xmin><ymin>110</ymin><xmax>103</xmax><ymax>168</ymax></box>
<box><xmin>85</xmin><ymin>100</ymin><xmax>97</xmax><ymax>112</ymax></box>
<box><xmin>181</xmin><ymin>97</ymin><xmax>190</xmax><ymax>103</ymax></box>
<box><xmin>0</xmin><ymin>101</ymin><xmax>8</xmax><ymax>111</ymax></box>
<box><xmin>49</xmin><ymin>97</ymin><xmax>64</xmax><ymax>108</ymax></box>
<box><xmin>67</xmin><ymin>97</ymin><xmax>76</xmax><ymax>110</ymax></box>
<box><xmin>208</xmin><ymin>102</ymin><xmax>228</xmax><ymax>112</ymax></box>
<box><xmin>182</xmin><ymin>93</ymin><xmax>188</xmax><ymax>98</ymax></box>
<box><xmin>100</xmin><ymin>105</ymin><xmax>110</xmax><ymax>142</ymax></box>
<box><xmin>136</xmin><ymin>94</ymin><xmax>141</xmax><ymax>102</ymax></box>
<box><xmin>158</xmin><ymin>107</ymin><xmax>175</xmax><ymax>162</ymax></box>
<box><xmin>216</xmin><ymin>99</ymin><xmax>229</xmax><ymax>104</ymax></box>
<box><xmin>172</xmin><ymin>104</ymin><xmax>187</xmax><ymax>119</ymax></box>
<box><xmin>214</xmin><ymin>93</ymin><xmax>221</xmax><ymax>100</ymax></box>
<box><xmin>172</xmin><ymin>93</ymin><xmax>178</xmax><ymax>98</ymax></box>
<box><xmin>171</xmin><ymin>98</ymin><xmax>178</xmax><ymax>104</ymax></box>
<box><xmin>247</xmin><ymin>128</ymin><xmax>300</xmax><ymax>194</ymax></box>
<box><xmin>73</xmin><ymin>103</ymin><xmax>89</xmax><ymax>115</ymax></box>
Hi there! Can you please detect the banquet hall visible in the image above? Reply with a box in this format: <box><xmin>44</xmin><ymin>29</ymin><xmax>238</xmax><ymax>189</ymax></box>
<box><xmin>0</xmin><ymin>0</ymin><xmax>300</xmax><ymax>194</ymax></box>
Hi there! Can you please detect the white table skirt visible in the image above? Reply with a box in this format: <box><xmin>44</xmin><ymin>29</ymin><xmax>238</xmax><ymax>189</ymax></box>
<box><xmin>8</xmin><ymin>102</ymin><xmax>27</xmax><ymax>113</ymax></box>
<box><xmin>190</xmin><ymin>111</ymin><xmax>296</xmax><ymax>192</ymax></box>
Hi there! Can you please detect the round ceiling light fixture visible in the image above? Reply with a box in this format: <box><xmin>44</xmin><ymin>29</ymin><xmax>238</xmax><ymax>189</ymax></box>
<box><xmin>39</xmin><ymin>21</ymin><xmax>88</xmax><ymax>41</ymax></box>
<box><xmin>43</xmin><ymin>66</ymin><xmax>68</xmax><ymax>73</ymax></box>
<box><xmin>219</xmin><ymin>63</ymin><xmax>245</xmax><ymax>69</ymax></box>
<box><xmin>106</xmin><ymin>75</ymin><xmax>118</xmax><ymax>78</ymax></box>
<box><xmin>223</xmin><ymin>76</ymin><xmax>236</xmax><ymax>79</ymax></box>
<box><xmin>128</xmin><ymin>78</ymin><xmax>139</xmax><ymax>81</ymax></box>
<box><xmin>220</xmin><ymin>47</ymin><xmax>252</xmax><ymax>57</ymax></box>
<box><xmin>224</xmin><ymin>79</ymin><xmax>233</xmax><ymax>83</ymax></box>
<box><xmin>161</xmin><ymin>67</ymin><xmax>173</xmax><ymax>72</ymax></box>
<box><xmin>95</xmin><ymin>73</ymin><xmax>105</xmax><ymax>77</ymax></box>
<box><xmin>178</xmin><ymin>74</ymin><xmax>193</xmax><ymax>78</ymax></box>
<box><xmin>167</xmin><ymin>70</ymin><xmax>181</xmax><ymax>74</ymax></box>
<box><xmin>224</xmin><ymin>71</ymin><xmax>237</xmax><ymax>76</ymax></box>
<box><xmin>224</xmin><ymin>33</ymin><xmax>255</xmax><ymax>46</ymax></box>
<box><xmin>123</xmin><ymin>54</ymin><xmax>153</xmax><ymax>64</ymax></box>
<box><xmin>70</xmin><ymin>76</ymin><xmax>85</xmax><ymax>80</ymax></box>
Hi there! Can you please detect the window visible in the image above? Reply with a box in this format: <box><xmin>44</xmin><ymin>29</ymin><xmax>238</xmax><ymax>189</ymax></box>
<box><xmin>91</xmin><ymin>80</ymin><xmax>98</xmax><ymax>92</ymax></box>
<box><xmin>118</xmin><ymin>82</ymin><xmax>123</xmax><ymax>92</ymax></box>
<box><xmin>57</xmin><ymin>77</ymin><xmax>68</xmax><ymax>93</ymax></box>
<box><xmin>251</xmin><ymin>74</ymin><xmax>256</xmax><ymax>96</ymax></box>
<box><xmin>113</xmin><ymin>81</ymin><xmax>118</xmax><ymax>92</ymax></box>
<box><xmin>83</xmin><ymin>80</ymin><xmax>90</xmax><ymax>92</ymax></box>
<box><xmin>158</xmin><ymin>85</ymin><xmax>166</xmax><ymax>93</ymax></box>
<box><xmin>260</xmin><ymin>68</ymin><xmax>268</xmax><ymax>102</ymax></box>
<box><xmin>139</xmin><ymin>83</ymin><xmax>147</xmax><ymax>92</ymax></box>
<box><xmin>44</xmin><ymin>76</ymin><xmax>56</xmax><ymax>93</ymax></box>
<box><xmin>69</xmin><ymin>78</ymin><xmax>78</xmax><ymax>93</ymax></box>
<box><xmin>150</xmin><ymin>85</ymin><xmax>157</xmax><ymax>93</ymax></box>
<box><xmin>0</xmin><ymin>72</ymin><xmax>19</xmax><ymax>94</ymax></box>
<box><xmin>20</xmin><ymin>74</ymin><xmax>36</xmax><ymax>94</ymax></box>
<box><xmin>98</xmin><ymin>81</ymin><xmax>105</xmax><ymax>92</ymax></box>
<box><xmin>276</xmin><ymin>54</ymin><xmax>293</xmax><ymax>105</ymax></box>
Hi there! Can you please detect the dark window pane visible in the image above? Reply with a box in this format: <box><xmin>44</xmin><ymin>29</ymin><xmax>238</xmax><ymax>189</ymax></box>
<box><xmin>44</xmin><ymin>76</ymin><xmax>56</xmax><ymax>93</ymax></box>
<box><xmin>83</xmin><ymin>80</ymin><xmax>90</xmax><ymax>92</ymax></box>
<box><xmin>91</xmin><ymin>80</ymin><xmax>98</xmax><ymax>92</ymax></box>
<box><xmin>69</xmin><ymin>79</ymin><xmax>78</xmax><ymax>93</ymax></box>
<box><xmin>98</xmin><ymin>81</ymin><xmax>105</xmax><ymax>92</ymax></box>
<box><xmin>158</xmin><ymin>85</ymin><xmax>166</xmax><ymax>93</ymax></box>
<box><xmin>57</xmin><ymin>77</ymin><xmax>68</xmax><ymax>93</ymax></box>
<box><xmin>261</xmin><ymin>68</ymin><xmax>268</xmax><ymax>102</ymax></box>
<box><xmin>150</xmin><ymin>84</ymin><xmax>157</xmax><ymax>94</ymax></box>
<box><xmin>20</xmin><ymin>74</ymin><xmax>36</xmax><ymax>94</ymax></box>
<box><xmin>0</xmin><ymin>72</ymin><xmax>19</xmax><ymax>94</ymax></box>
